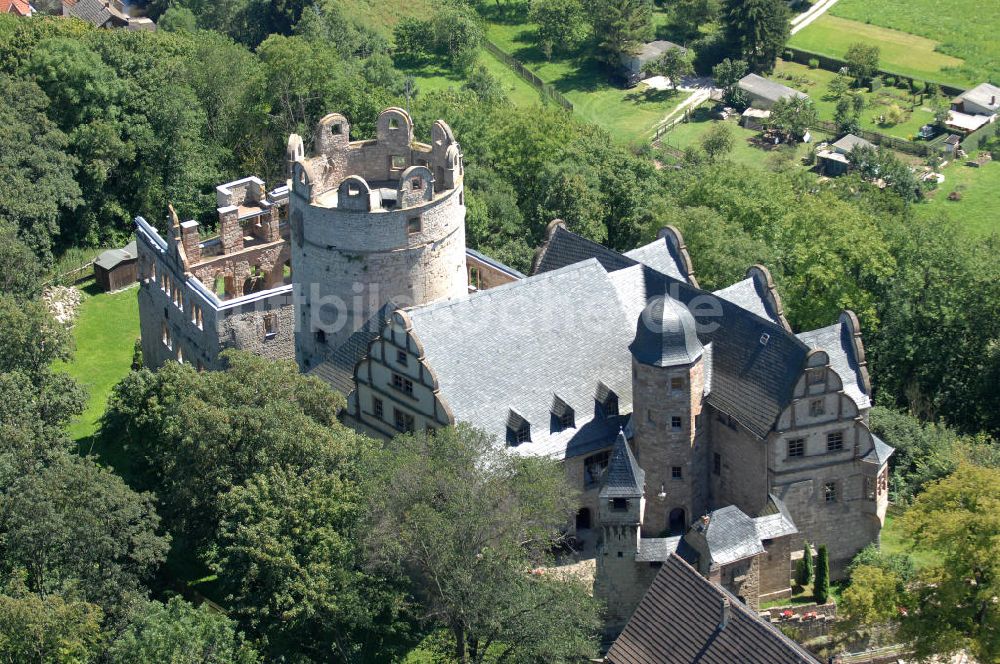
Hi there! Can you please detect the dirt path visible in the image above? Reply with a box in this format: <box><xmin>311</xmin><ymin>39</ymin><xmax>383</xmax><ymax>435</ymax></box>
<box><xmin>791</xmin><ymin>0</ymin><xmax>840</xmax><ymax>35</ymax></box>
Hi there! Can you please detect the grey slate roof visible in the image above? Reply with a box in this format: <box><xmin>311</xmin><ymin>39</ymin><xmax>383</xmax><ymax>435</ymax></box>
<box><xmin>533</xmin><ymin>225</ymin><xmax>634</xmax><ymax>275</ymax></box>
<box><xmin>713</xmin><ymin>278</ymin><xmax>781</xmax><ymax>327</ymax></box>
<box><xmin>601</xmin><ymin>430</ymin><xmax>645</xmax><ymax>498</ymax></box>
<box><xmin>862</xmin><ymin>434</ymin><xmax>895</xmax><ymax>466</ymax></box>
<box><xmin>738</xmin><ymin>73</ymin><xmax>809</xmax><ymax>104</ymax></box>
<box><xmin>94</xmin><ymin>240</ymin><xmax>137</xmax><ymax>270</ymax></box>
<box><xmin>753</xmin><ymin>503</ymin><xmax>798</xmax><ymax>541</ymax></box>
<box><xmin>636</xmin><ymin>536</ymin><xmax>681</xmax><ymax>562</ymax></box>
<box><xmin>534</xmin><ymin>225</ymin><xmax>690</xmax><ymax>283</ymax></box>
<box><xmin>406</xmin><ymin>259</ymin><xmax>636</xmax><ymax>459</ymax></box>
<box><xmin>607</xmin><ymin>555</ymin><xmax>821</xmax><ymax>664</ymax></box>
<box><xmin>309</xmin><ymin>302</ymin><xmax>395</xmax><ymax>396</ymax></box>
<box><xmin>623</xmin><ymin>236</ymin><xmax>687</xmax><ymax>282</ymax></box>
<box><xmin>695</xmin><ymin>505</ymin><xmax>765</xmax><ymax>566</ymax></box>
<box><xmin>796</xmin><ymin>322</ymin><xmax>871</xmax><ymax>409</ymax></box>
<box><xmin>633</xmin><ymin>40</ymin><xmax>685</xmax><ymax>66</ymax></box>
<box><xmin>630</xmin><ymin>296</ymin><xmax>704</xmax><ymax>367</ymax></box>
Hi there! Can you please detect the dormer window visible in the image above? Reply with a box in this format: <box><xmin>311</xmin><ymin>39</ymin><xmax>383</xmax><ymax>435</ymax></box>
<box><xmin>551</xmin><ymin>395</ymin><xmax>575</xmax><ymax>431</ymax></box>
<box><xmin>507</xmin><ymin>410</ymin><xmax>531</xmax><ymax>445</ymax></box>
<box><xmin>596</xmin><ymin>381</ymin><xmax>619</xmax><ymax>418</ymax></box>
<box><xmin>611</xmin><ymin>498</ymin><xmax>628</xmax><ymax>511</ymax></box>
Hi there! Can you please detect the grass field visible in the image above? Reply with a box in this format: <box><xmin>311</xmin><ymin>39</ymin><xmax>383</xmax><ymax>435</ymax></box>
<box><xmin>61</xmin><ymin>280</ymin><xmax>139</xmax><ymax>448</ymax></box>
<box><xmin>881</xmin><ymin>509</ymin><xmax>935</xmax><ymax>571</ymax></box>
<box><xmin>659</xmin><ymin>105</ymin><xmax>831</xmax><ymax>170</ymax></box>
<box><xmin>772</xmin><ymin>61</ymin><xmax>937</xmax><ymax>141</ymax></box>
<box><xmin>829</xmin><ymin>0</ymin><xmax>1000</xmax><ymax>86</ymax></box>
<box><xmin>916</xmin><ymin>157</ymin><xmax>1000</xmax><ymax>237</ymax></box>
<box><xmin>485</xmin><ymin>18</ymin><xmax>683</xmax><ymax>144</ymax></box>
<box><xmin>398</xmin><ymin>49</ymin><xmax>544</xmax><ymax>108</ymax></box>
<box><xmin>789</xmin><ymin>15</ymin><xmax>973</xmax><ymax>89</ymax></box>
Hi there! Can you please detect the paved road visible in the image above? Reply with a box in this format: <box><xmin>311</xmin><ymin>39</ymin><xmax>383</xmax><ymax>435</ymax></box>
<box><xmin>791</xmin><ymin>0</ymin><xmax>840</xmax><ymax>35</ymax></box>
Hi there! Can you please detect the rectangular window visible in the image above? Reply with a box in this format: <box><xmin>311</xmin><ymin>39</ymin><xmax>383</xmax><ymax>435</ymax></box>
<box><xmin>263</xmin><ymin>314</ymin><xmax>277</xmax><ymax>340</ymax></box>
<box><xmin>514</xmin><ymin>423</ymin><xmax>531</xmax><ymax>444</ymax></box>
<box><xmin>602</xmin><ymin>394</ymin><xmax>619</xmax><ymax>418</ymax></box>
<box><xmin>407</xmin><ymin>217</ymin><xmax>421</xmax><ymax>235</ymax></box>
<box><xmin>670</xmin><ymin>376</ymin><xmax>685</xmax><ymax>392</ymax></box>
<box><xmin>809</xmin><ymin>368</ymin><xmax>826</xmax><ymax>385</ymax></box>
<box><xmin>787</xmin><ymin>438</ymin><xmax>805</xmax><ymax>458</ymax></box>
<box><xmin>827</xmin><ymin>431</ymin><xmax>844</xmax><ymax>452</ymax></box>
<box><xmin>865</xmin><ymin>475</ymin><xmax>875</xmax><ymax>500</ymax></box>
<box><xmin>611</xmin><ymin>498</ymin><xmax>628</xmax><ymax>511</ymax></box>
<box><xmin>824</xmin><ymin>481</ymin><xmax>838</xmax><ymax>503</ymax></box>
<box><xmin>396</xmin><ymin>350</ymin><xmax>408</xmax><ymax>366</ymax></box>
<box><xmin>558</xmin><ymin>410</ymin><xmax>575</xmax><ymax>429</ymax></box>
<box><xmin>713</xmin><ymin>453</ymin><xmax>721</xmax><ymax>476</ymax></box>
<box><xmin>671</xmin><ymin>416</ymin><xmax>682</xmax><ymax>431</ymax></box>
<box><xmin>809</xmin><ymin>399</ymin><xmax>825</xmax><ymax>417</ymax></box>
<box><xmin>394</xmin><ymin>408</ymin><xmax>415</xmax><ymax>433</ymax></box>
<box><xmin>392</xmin><ymin>373</ymin><xmax>414</xmax><ymax>396</ymax></box>
<box><xmin>410</xmin><ymin>176</ymin><xmax>423</xmax><ymax>190</ymax></box>
<box><xmin>584</xmin><ymin>451</ymin><xmax>610</xmax><ymax>488</ymax></box>
<box><xmin>391</xmin><ymin>154</ymin><xmax>406</xmax><ymax>169</ymax></box>
<box><xmin>672</xmin><ymin>466</ymin><xmax>683</xmax><ymax>480</ymax></box>
<box><xmin>372</xmin><ymin>397</ymin><xmax>383</xmax><ymax>421</ymax></box>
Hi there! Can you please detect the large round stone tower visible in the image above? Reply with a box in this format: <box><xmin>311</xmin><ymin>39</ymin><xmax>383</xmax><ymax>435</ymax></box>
<box><xmin>287</xmin><ymin>107</ymin><xmax>468</xmax><ymax>370</ymax></box>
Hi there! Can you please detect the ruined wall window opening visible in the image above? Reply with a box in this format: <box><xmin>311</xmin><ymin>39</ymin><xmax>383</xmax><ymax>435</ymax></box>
<box><xmin>389</xmin><ymin>117</ymin><xmax>399</xmax><ymax>130</ymax></box>
<box><xmin>787</xmin><ymin>438</ymin><xmax>805</xmax><ymax>458</ymax></box>
<box><xmin>407</xmin><ymin>217</ymin><xmax>421</xmax><ymax>235</ymax></box>
<box><xmin>331</xmin><ymin>123</ymin><xmax>343</xmax><ymax>135</ymax></box>
<box><xmin>584</xmin><ymin>451</ymin><xmax>610</xmax><ymax>488</ymax></box>
<box><xmin>161</xmin><ymin>322</ymin><xmax>172</xmax><ymax>350</ymax></box>
<box><xmin>809</xmin><ymin>399</ymin><xmax>825</xmax><ymax>417</ymax></box>
<box><xmin>391</xmin><ymin>155</ymin><xmax>406</xmax><ymax>170</ymax></box>
<box><xmin>392</xmin><ymin>373</ymin><xmax>414</xmax><ymax>396</ymax></box>
<box><xmin>372</xmin><ymin>397</ymin><xmax>383</xmax><ymax>421</ymax></box>
<box><xmin>671</xmin><ymin>415</ymin><xmax>683</xmax><ymax>431</ymax></box>
<box><xmin>672</xmin><ymin>466</ymin><xmax>683</xmax><ymax>480</ymax></box>
<box><xmin>394</xmin><ymin>408</ymin><xmax>415</xmax><ymax>433</ymax></box>
<box><xmin>827</xmin><ymin>431</ymin><xmax>844</xmax><ymax>452</ymax></box>
<box><xmin>347</xmin><ymin>185</ymin><xmax>360</xmax><ymax>196</ymax></box>
<box><xmin>824</xmin><ymin>481</ymin><xmax>838</xmax><ymax>503</ymax></box>
<box><xmin>176</xmin><ymin>346</ymin><xmax>184</xmax><ymax>364</ymax></box>
<box><xmin>263</xmin><ymin>314</ymin><xmax>278</xmax><ymax>340</ymax></box>
<box><xmin>469</xmin><ymin>266</ymin><xmax>481</xmax><ymax>289</ymax></box>
<box><xmin>410</xmin><ymin>177</ymin><xmax>422</xmax><ymax>190</ymax></box>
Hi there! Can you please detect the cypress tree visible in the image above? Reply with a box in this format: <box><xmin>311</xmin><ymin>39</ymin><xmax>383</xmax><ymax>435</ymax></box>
<box><xmin>795</xmin><ymin>540</ymin><xmax>813</xmax><ymax>588</ymax></box>
<box><xmin>814</xmin><ymin>544</ymin><xmax>830</xmax><ymax>604</ymax></box>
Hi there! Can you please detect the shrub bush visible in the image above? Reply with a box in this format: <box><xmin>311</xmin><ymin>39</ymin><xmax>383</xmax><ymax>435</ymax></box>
<box><xmin>808</xmin><ymin>58</ymin><xmax>820</xmax><ymax>69</ymax></box>
<box><xmin>870</xmin><ymin>77</ymin><xmax>883</xmax><ymax>91</ymax></box>
<box><xmin>896</xmin><ymin>77</ymin><xmax>910</xmax><ymax>89</ymax></box>
<box><xmin>884</xmin><ymin>76</ymin><xmax>895</xmax><ymax>87</ymax></box>
<box><xmin>912</xmin><ymin>80</ymin><xmax>926</xmax><ymax>94</ymax></box>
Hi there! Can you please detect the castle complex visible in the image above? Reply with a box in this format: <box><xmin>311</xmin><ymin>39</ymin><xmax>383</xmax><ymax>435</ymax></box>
<box><xmin>135</xmin><ymin>108</ymin><xmax>893</xmax><ymax>636</ymax></box>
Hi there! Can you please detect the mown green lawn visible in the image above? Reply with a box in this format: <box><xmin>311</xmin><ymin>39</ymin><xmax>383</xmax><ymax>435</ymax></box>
<box><xmin>60</xmin><ymin>280</ymin><xmax>139</xmax><ymax>449</ymax></box>
<box><xmin>658</xmin><ymin>105</ymin><xmax>832</xmax><ymax>170</ymax></box>
<box><xmin>828</xmin><ymin>0</ymin><xmax>1000</xmax><ymax>87</ymax></box>
<box><xmin>789</xmin><ymin>14</ymin><xmax>974</xmax><ymax>89</ymax></box>
<box><xmin>772</xmin><ymin>60</ymin><xmax>937</xmax><ymax>141</ymax></box>
<box><xmin>880</xmin><ymin>509</ymin><xmax>936</xmax><ymax>571</ymax></box>
<box><xmin>915</xmin><ymin>157</ymin><xmax>1000</xmax><ymax>238</ymax></box>
<box><xmin>485</xmin><ymin>18</ymin><xmax>684</xmax><ymax>144</ymax></box>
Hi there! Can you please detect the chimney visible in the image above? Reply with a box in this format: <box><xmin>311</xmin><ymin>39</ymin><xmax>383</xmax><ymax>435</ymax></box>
<box><xmin>180</xmin><ymin>220</ymin><xmax>201</xmax><ymax>264</ymax></box>
<box><xmin>701</xmin><ymin>514</ymin><xmax>711</xmax><ymax>527</ymax></box>
<box><xmin>218</xmin><ymin>206</ymin><xmax>243</xmax><ymax>254</ymax></box>
<box><xmin>719</xmin><ymin>596</ymin><xmax>731</xmax><ymax>631</ymax></box>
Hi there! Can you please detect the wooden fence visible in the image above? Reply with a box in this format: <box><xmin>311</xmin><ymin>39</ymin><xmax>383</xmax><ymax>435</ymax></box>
<box><xmin>811</xmin><ymin>119</ymin><xmax>935</xmax><ymax>157</ymax></box>
<box><xmin>482</xmin><ymin>40</ymin><xmax>574</xmax><ymax>111</ymax></box>
<box><xmin>43</xmin><ymin>261</ymin><xmax>95</xmax><ymax>287</ymax></box>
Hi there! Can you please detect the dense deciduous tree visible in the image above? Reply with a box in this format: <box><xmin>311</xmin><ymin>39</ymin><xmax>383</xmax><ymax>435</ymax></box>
<box><xmin>107</xmin><ymin>597</ymin><xmax>258</xmax><ymax>664</ymax></box>
<box><xmin>0</xmin><ymin>455</ymin><xmax>168</xmax><ymax>618</ymax></box>
<box><xmin>0</xmin><ymin>577</ymin><xmax>105</xmax><ymax>664</ymax></box>
<box><xmin>367</xmin><ymin>425</ymin><xmax>600</xmax><ymax>664</ymax></box>
<box><xmin>649</xmin><ymin>46</ymin><xmax>693</xmax><ymax>89</ymax></box>
<box><xmin>529</xmin><ymin>0</ymin><xmax>590</xmax><ymax>58</ymax></box>
<box><xmin>844</xmin><ymin>42</ymin><xmax>880</xmax><ymax>85</ymax></box>
<box><xmin>899</xmin><ymin>465</ymin><xmax>1000</xmax><ymax>662</ymax></box>
<box><xmin>767</xmin><ymin>95</ymin><xmax>818</xmax><ymax>142</ymax></box>
<box><xmin>721</xmin><ymin>0</ymin><xmax>790</xmax><ymax>73</ymax></box>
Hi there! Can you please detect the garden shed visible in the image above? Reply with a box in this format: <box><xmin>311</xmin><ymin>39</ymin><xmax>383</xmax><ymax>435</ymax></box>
<box><xmin>93</xmin><ymin>240</ymin><xmax>138</xmax><ymax>292</ymax></box>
